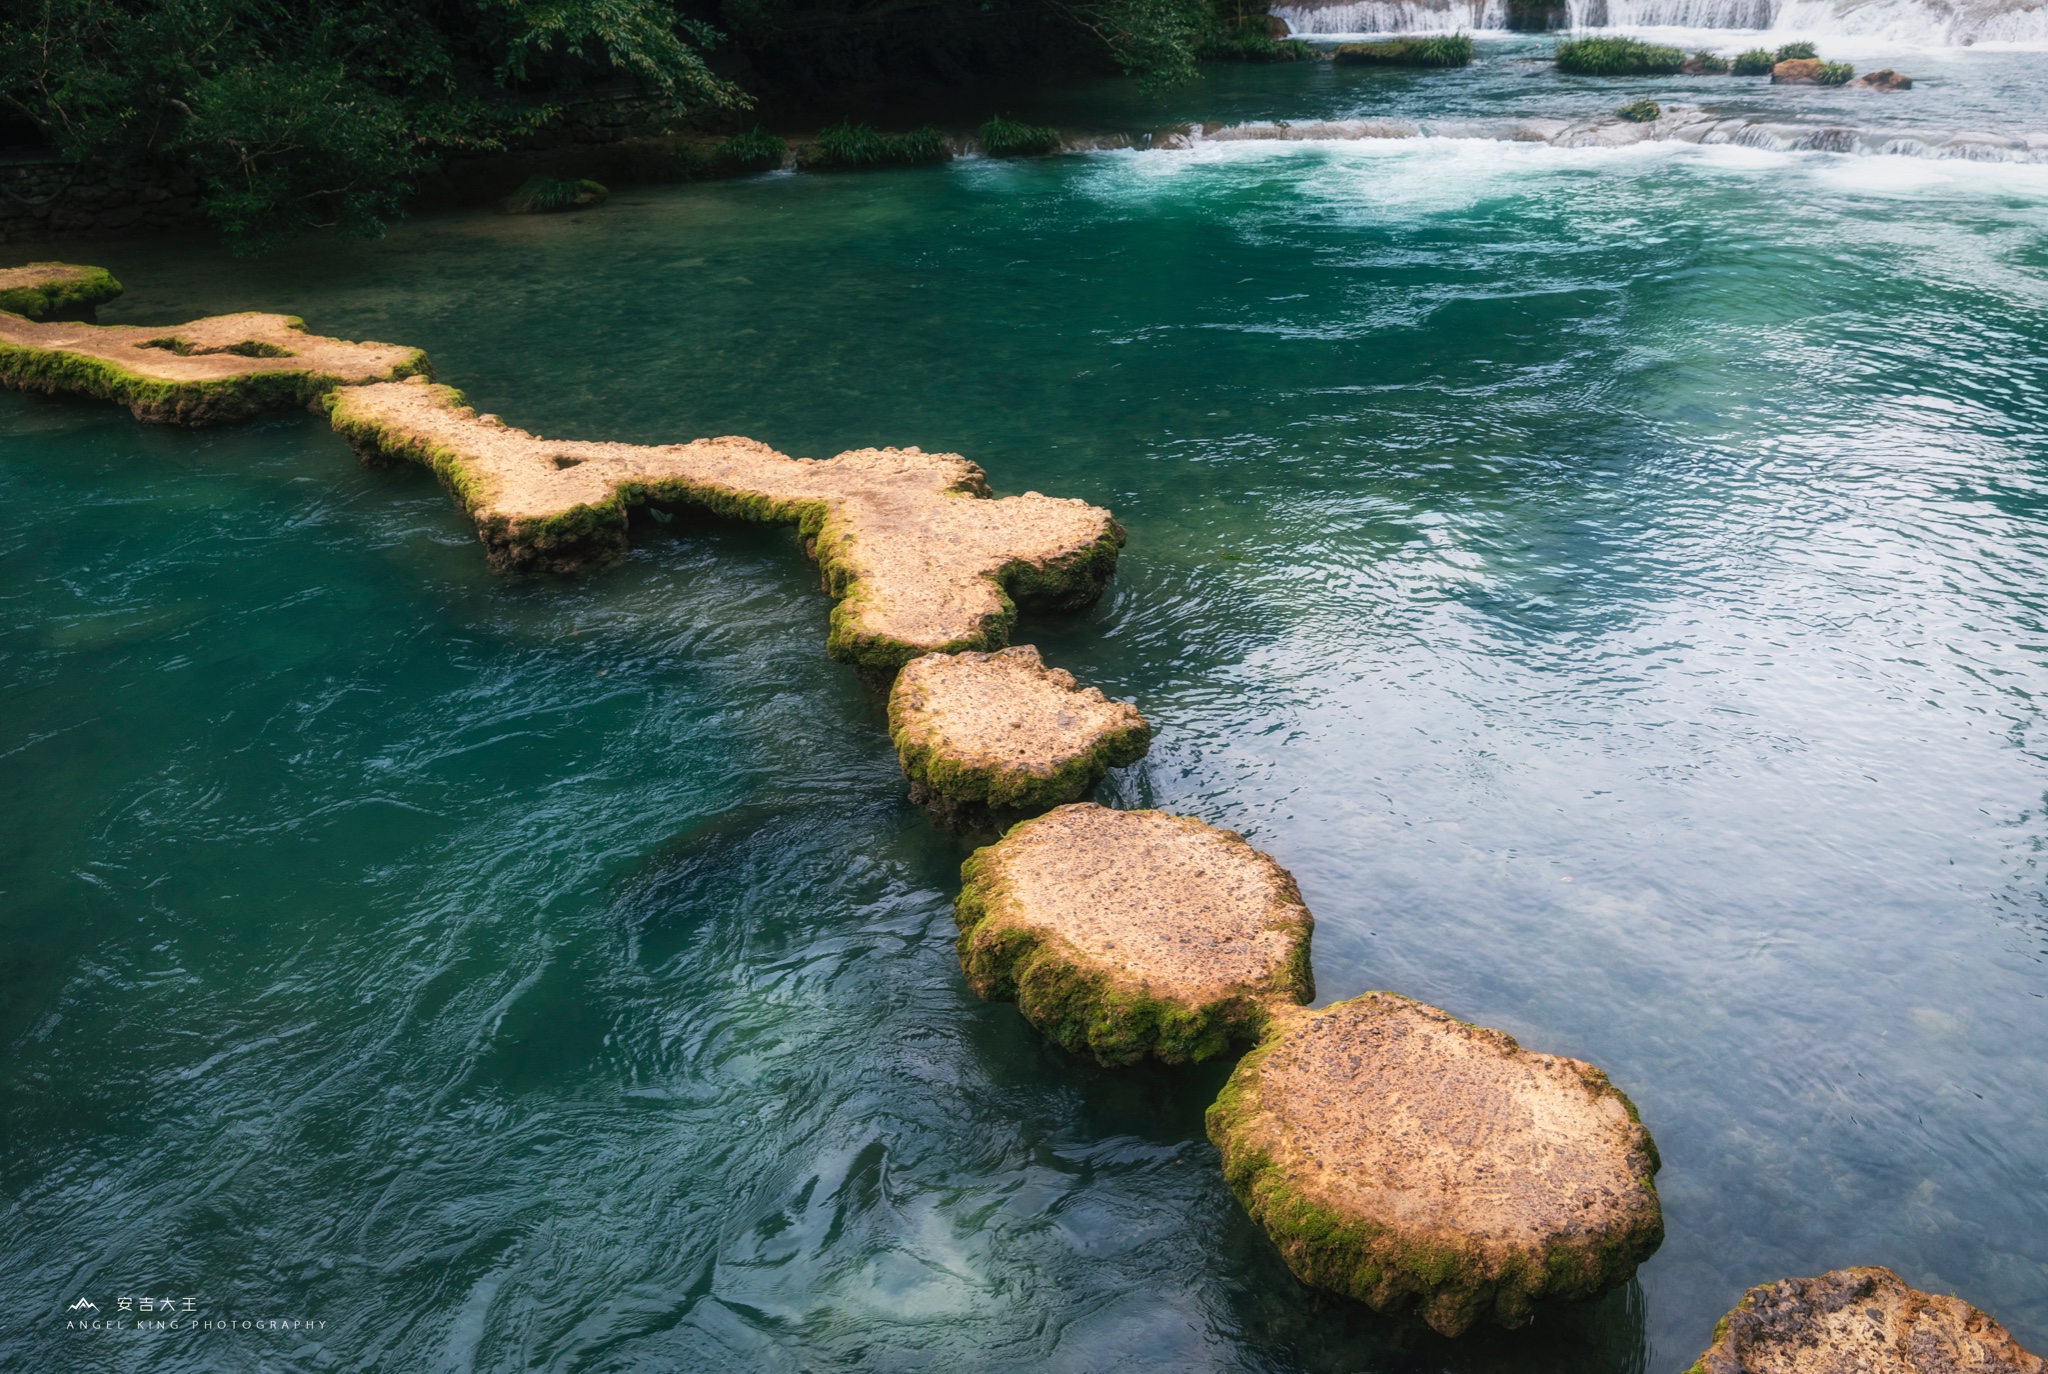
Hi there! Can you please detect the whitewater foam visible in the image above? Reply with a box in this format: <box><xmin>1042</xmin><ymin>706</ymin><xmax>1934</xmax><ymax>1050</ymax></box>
<box><xmin>1274</xmin><ymin>0</ymin><xmax>2048</xmax><ymax>43</ymax></box>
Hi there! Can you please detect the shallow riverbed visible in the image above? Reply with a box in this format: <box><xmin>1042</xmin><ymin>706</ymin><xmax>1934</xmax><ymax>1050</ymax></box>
<box><xmin>4</xmin><ymin>49</ymin><xmax>2047</xmax><ymax>1373</ymax></box>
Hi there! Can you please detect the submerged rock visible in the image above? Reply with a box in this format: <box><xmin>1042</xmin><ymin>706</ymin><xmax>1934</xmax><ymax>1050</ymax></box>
<box><xmin>1687</xmin><ymin>1267</ymin><xmax>2043</xmax><ymax>1374</ymax></box>
<box><xmin>504</xmin><ymin>176</ymin><xmax>609</xmax><ymax>213</ymax></box>
<box><xmin>326</xmin><ymin>378</ymin><xmax>1123</xmax><ymax>670</ymax></box>
<box><xmin>0</xmin><ymin>308</ymin><xmax>428</xmax><ymax>426</ymax></box>
<box><xmin>0</xmin><ymin>262</ymin><xmax>123</xmax><ymax>322</ymax></box>
<box><xmin>1853</xmin><ymin>69</ymin><xmax>1913</xmax><ymax>92</ymax></box>
<box><xmin>888</xmin><ymin>646</ymin><xmax>1149</xmax><ymax>820</ymax></box>
<box><xmin>954</xmin><ymin>803</ymin><xmax>1313</xmax><ymax>1066</ymax></box>
<box><xmin>1207</xmin><ymin>992</ymin><xmax>1663</xmax><ymax>1337</ymax></box>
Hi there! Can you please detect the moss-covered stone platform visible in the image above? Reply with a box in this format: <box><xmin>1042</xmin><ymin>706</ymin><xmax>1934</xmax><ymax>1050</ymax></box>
<box><xmin>1687</xmin><ymin>1267</ymin><xmax>2043</xmax><ymax>1374</ymax></box>
<box><xmin>954</xmin><ymin>803</ymin><xmax>1313</xmax><ymax>1066</ymax></box>
<box><xmin>888</xmin><ymin>645</ymin><xmax>1149</xmax><ymax>820</ymax></box>
<box><xmin>326</xmin><ymin>377</ymin><xmax>1124</xmax><ymax>671</ymax></box>
<box><xmin>0</xmin><ymin>262</ymin><xmax>124</xmax><ymax>322</ymax></box>
<box><xmin>0</xmin><ymin>308</ymin><xmax>428</xmax><ymax>425</ymax></box>
<box><xmin>1206</xmin><ymin>991</ymin><xmax>1663</xmax><ymax>1336</ymax></box>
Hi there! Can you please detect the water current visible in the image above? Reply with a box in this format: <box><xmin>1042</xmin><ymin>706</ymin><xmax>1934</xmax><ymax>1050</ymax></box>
<box><xmin>4</xmin><ymin>49</ymin><xmax>2047</xmax><ymax>1374</ymax></box>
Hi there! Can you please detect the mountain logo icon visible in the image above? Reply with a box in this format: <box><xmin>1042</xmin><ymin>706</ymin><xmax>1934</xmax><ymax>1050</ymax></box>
<box><xmin>67</xmin><ymin>1297</ymin><xmax>99</xmax><ymax>1313</ymax></box>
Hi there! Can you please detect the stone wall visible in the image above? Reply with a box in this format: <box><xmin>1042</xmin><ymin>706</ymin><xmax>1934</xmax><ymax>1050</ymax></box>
<box><xmin>0</xmin><ymin>150</ymin><xmax>209</xmax><ymax>245</ymax></box>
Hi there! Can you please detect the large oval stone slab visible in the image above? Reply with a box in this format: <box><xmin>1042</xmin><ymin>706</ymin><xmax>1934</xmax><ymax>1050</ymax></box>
<box><xmin>1688</xmin><ymin>1267</ymin><xmax>2043</xmax><ymax>1374</ymax></box>
<box><xmin>1206</xmin><ymin>991</ymin><xmax>1663</xmax><ymax>1336</ymax></box>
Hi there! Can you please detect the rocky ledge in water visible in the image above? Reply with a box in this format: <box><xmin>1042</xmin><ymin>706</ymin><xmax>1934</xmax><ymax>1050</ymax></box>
<box><xmin>0</xmin><ymin>262</ymin><xmax>125</xmax><ymax>322</ymax></box>
<box><xmin>0</xmin><ymin>308</ymin><xmax>428</xmax><ymax>425</ymax></box>
<box><xmin>1207</xmin><ymin>992</ymin><xmax>1664</xmax><ymax>1337</ymax></box>
<box><xmin>888</xmin><ymin>646</ymin><xmax>1150</xmax><ymax>822</ymax></box>
<box><xmin>955</xmin><ymin>803</ymin><xmax>1313</xmax><ymax>1066</ymax></box>
<box><xmin>1687</xmin><ymin>1267</ymin><xmax>2043</xmax><ymax>1374</ymax></box>
<box><xmin>327</xmin><ymin>378</ymin><xmax>1123</xmax><ymax>671</ymax></box>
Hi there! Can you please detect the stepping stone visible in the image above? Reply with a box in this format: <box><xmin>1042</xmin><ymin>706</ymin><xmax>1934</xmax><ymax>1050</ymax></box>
<box><xmin>1206</xmin><ymin>991</ymin><xmax>1663</xmax><ymax>1336</ymax></box>
<box><xmin>0</xmin><ymin>262</ymin><xmax>123</xmax><ymax>322</ymax></box>
<box><xmin>1688</xmin><ymin>1267</ymin><xmax>2043</xmax><ymax>1374</ymax></box>
<box><xmin>954</xmin><ymin>802</ymin><xmax>1313</xmax><ymax>1065</ymax></box>
<box><xmin>327</xmin><ymin>378</ymin><xmax>1123</xmax><ymax>670</ymax></box>
<box><xmin>0</xmin><ymin>307</ymin><xmax>426</xmax><ymax>425</ymax></box>
<box><xmin>888</xmin><ymin>645</ymin><xmax>1150</xmax><ymax>820</ymax></box>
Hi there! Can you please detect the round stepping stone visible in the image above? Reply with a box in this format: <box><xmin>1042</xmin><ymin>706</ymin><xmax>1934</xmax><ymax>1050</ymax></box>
<box><xmin>889</xmin><ymin>646</ymin><xmax>1150</xmax><ymax>820</ymax></box>
<box><xmin>1206</xmin><ymin>991</ymin><xmax>1663</xmax><ymax>1336</ymax></box>
<box><xmin>0</xmin><ymin>261</ymin><xmax>122</xmax><ymax>321</ymax></box>
<box><xmin>954</xmin><ymin>803</ymin><xmax>1313</xmax><ymax>1066</ymax></box>
<box><xmin>1688</xmin><ymin>1267</ymin><xmax>2043</xmax><ymax>1374</ymax></box>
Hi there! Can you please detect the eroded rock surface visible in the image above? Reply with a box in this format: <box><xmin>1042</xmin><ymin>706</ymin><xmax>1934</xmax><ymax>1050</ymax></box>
<box><xmin>1688</xmin><ymin>1267</ymin><xmax>2043</xmax><ymax>1374</ymax></box>
<box><xmin>889</xmin><ymin>646</ymin><xmax>1149</xmax><ymax>819</ymax></box>
<box><xmin>0</xmin><ymin>309</ymin><xmax>427</xmax><ymax>425</ymax></box>
<box><xmin>1206</xmin><ymin>991</ymin><xmax>1663</xmax><ymax>1337</ymax></box>
<box><xmin>1854</xmin><ymin>69</ymin><xmax>1913</xmax><ymax>92</ymax></box>
<box><xmin>955</xmin><ymin>803</ymin><xmax>1312</xmax><ymax>1065</ymax></box>
<box><xmin>0</xmin><ymin>262</ymin><xmax>123</xmax><ymax>322</ymax></box>
<box><xmin>327</xmin><ymin>377</ymin><xmax>1123</xmax><ymax>669</ymax></box>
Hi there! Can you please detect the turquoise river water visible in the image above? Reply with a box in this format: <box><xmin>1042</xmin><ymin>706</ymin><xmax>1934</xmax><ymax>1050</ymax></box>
<box><xmin>4</xmin><ymin>47</ymin><xmax>2047</xmax><ymax>1374</ymax></box>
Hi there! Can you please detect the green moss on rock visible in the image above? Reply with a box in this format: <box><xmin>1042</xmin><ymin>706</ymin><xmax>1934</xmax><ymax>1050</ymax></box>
<box><xmin>0</xmin><ymin>263</ymin><xmax>124</xmax><ymax>322</ymax></box>
<box><xmin>1332</xmin><ymin>36</ymin><xmax>1473</xmax><ymax>67</ymax></box>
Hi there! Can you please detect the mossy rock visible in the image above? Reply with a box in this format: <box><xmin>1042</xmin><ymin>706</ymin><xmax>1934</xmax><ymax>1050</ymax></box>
<box><xmin>1207</xmin><ymin>992</ymin><xmax>1664</xmax><ymax>1336</ymax></box>
<box><xmin>504</xmin><ymin>176</ymin><xmax>608</xmax><ymax>213</ymax></box>
<box><xmin>1685</xmin><ymin>1266</ymin><xmax>2043</xmax><ymax>1374</ymax></box>
<box><xmin>0</xmin><ymin>309</ymin><xmax>428</xmax><ymax>426</ymax></box>
<box><xmin>1332</xmin><ymin>36</ymin><xmax>1473</xmax><ymax>67</ymax></box>
<box><xmin>1773</xmin><ymin>58</ymin><xmax>1853</xmax><ymax>85</ymax></box>
<box><xmin>0</xmin><ymin>263</ymin><xmax>123</xmax><ymax>322</ymax></box>
<box><xmin>1617</xmin><ymin>99</ymin><xmax>1661</xmax><ymax>123</ymax></box>
<box><xmin>955</xmin><ymin>803</ymin><xmax>1313</xmax><ymax>1066</ymax></box>
<box><xmin>1555</xmin><ymin>36</ymin><xmax>1684</xmax><ymax>75</ymax></box>
<box><xmin>889</xmin><ymin>645</ymin><xmax>1150</xmax><ymax>820</ymax></box>
<box><xmin>325</xmin><ymin>378</ymin><xmax>1123</xmax><ymax>671</ymax></box>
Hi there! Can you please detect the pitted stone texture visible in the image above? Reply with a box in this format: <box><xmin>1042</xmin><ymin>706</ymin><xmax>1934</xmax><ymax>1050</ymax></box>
<box><xmin>889</xmin><ymin>646</ymin><xmax>1149</xmax><ymax>816</ymax></box>
<box><xmin>327</xmin><ymin>378</ymin><xmax>1123</xmax><ymax>669</ymax></box>
<box><xmin>1207</xmin><ymin>992</ymin><xmax>1663</xmax><ymax>1336</ymax></box>
<box><xmin>0</xmin><ymin>262</ymin><xmax>122</xmax><ymax>321</ymax></box>
<box><xmin>0</xmin><ymin>309</ymin><xmax>426</xmax><ymax>424</ymax></box>
<box><xmin>1689</xmin><ymin>1267</ymin><xmax>2043</xmax><ymax>1374</ymax></box>
<box><xmin>955</xmin><ymin>803</ymin><xmax>1312</xmax><ymax>1065</ymax></box>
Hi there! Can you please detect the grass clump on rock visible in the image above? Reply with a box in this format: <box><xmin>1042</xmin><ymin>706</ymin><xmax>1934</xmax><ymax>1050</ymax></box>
<box><xmin>1556</xmin><ymin>36</ymin><xmax>1684</xmax><ymax>75</ymax></box>
<box><xmin>889</xmin><ymin>646</ymin><xmax>1149</xmax><ymax>821</ymax></box>
<box><xmin>1773</xmin><ymin>57</ymin><xmax>1853</xmax><ymax>85</ymax></box>
<box><xmin>1200</xmin><ymin>30</ymin><xmax>1316</xmax><ymax>61</ymax></box>
<box><xmin>1617</xmin><ymin>99</ymin><xmax>1661</xmax><ymax>122</ymax></box>
<box><xmin>1684</xmin><ymin>1266</ymin><xmax>2044</xmax><ymax>1374</ymax></box>
<box><xmin>0</xmin><ymin>302</ymin><xmax>428</xmax><ymax>426</ymax></box>
<box><xmin>803</xmin><ymin>121</ymin><xmax>951</xmax><ymax>169</ymax></box>
<box><xmin>0</xmin><ymin>263</ymin><xmax>124</xmax><ymax>322</ymax></box>
<box><xmin>323</xmin><ymin>377</ymin><xmax>1123</xmax><ymax>671</ymax></box>
<box><xmin>978</xmin><ymin>116</ymin><xmax>1062</xmax><ymax>157</ymax></box>
<box><xmin>1683</xmin><ymin>50</ymin><xmax>1731</xmax><ymax>74</ymax></box>
<box><xmin>1774</xmin><ymin>40</ymin><xmax>1818</xmax><ymax>60</ymax></box>
<box><xmin>1732</xmin><ymin>48</ymin><xmax>1776</xmax><ymax>74</ymax></box>
<box><xmin>504</xmin><ymin>176</ymin><xmax>608</xmax><ymax>213</ymax></box>
<box><xmin>955</xmin><ymin>803</ymin><xmax>1314</xmax><ymax>1067</ymax></box>
<box><xmin>1332</xmin><ymin>35</ymin><xmax>1473</xmax><ymax>67</ymax></box>
<box><xmin>716</xmin><ymin>128</ymin><xmax>788</xmax><ymax>172</ymax></box>
<box><xmin>1207</xmin><ymin>992</ymin><xmax>1664</xmax><ymax>1336</ymax></box>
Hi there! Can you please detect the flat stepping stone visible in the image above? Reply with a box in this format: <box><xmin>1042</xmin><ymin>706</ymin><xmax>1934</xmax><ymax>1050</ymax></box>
<box><xmin>1689</xmin><ymin>1267</ymin><xmax>2043</xmax><ymax>1374</ymax></box>
<box><xmin>1206</xmin><ymin>991</ymin><xmax>1663</xmax><ymax>1336</ymax></box>
<box><xmin>0</xmin><ymin>261</ymin><xmax>123</xmax><ymax>321</ymax></box>
<box><xmin>888</xmin><ymin>645</ymin><xmax>1149</xmax><ymax>819</ymax></box>
<box><xmin>327</xmin><ymin>378</ymin><xmax>1123</xmax><ymax>670</ymax></box>
<box><xmin>954</xmin><ymin>803</ymin><xmax>1313</xmax><ymax>1065</ymax></box>
<box><xmin>0</xmin><ymin>307</ymin><xmax>426</xmax><ymax>425</ymax></box>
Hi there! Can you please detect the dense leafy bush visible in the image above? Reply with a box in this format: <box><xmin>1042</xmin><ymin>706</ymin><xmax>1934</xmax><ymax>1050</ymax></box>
<box><xmin>803</xmin><ymin>121</ymin><xmax>951</xmax><ymax>168</ymax></box>
<box><xmin>1332</xmin><ymin>35</ymin><xmax>1473</xmax><ymax>66</ymax></box>
<box><xmin>1616</xmin><ymin>99</ymin><xmax>1660</xmax><ymax>122</ymax></box>
<box><xmin>1732</xmin><ymin>48</ymin><xmax>1776</xmax><ymax>74</ymax></box>
<box><xmin>1554</xmin><ymin>36</ymin><xmax>1684</xmax><ymax>75</ymax></box>
<box><xmin>716</xmin><ymin>127</ymin><xmax>788</xmax><ymax>171</ymax></box>
<box><xmin>979</xmin><ymin>116</ymin><xmax>1062</xmax><ymax>157</ymax></box>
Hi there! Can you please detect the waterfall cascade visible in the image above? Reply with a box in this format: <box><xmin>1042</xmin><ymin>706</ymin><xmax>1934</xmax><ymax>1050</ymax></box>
<box><xmin>1273</xmin><ymin>0</ymin><xmax>2048</xmax><ymax>42</ymax></box>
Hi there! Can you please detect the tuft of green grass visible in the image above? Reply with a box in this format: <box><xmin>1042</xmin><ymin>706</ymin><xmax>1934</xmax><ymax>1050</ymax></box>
<box><xmin>504</xmin><ymin>176</ymin><xmax>607</xmax><ymax>213</ymax></box>
<box><xmin>1685</xmin><ymin>50</ymin><xmax>1730</xmax><ymax>73</ymax></box>
<box><xmin>1332</xmin><ymin>34</ymin><xmax>1473</xmax><ymax>67</ymax></box>
<box><xmin>1732</xmin><ymin>48</ymin><xmax>1776</xmax><ymax>74</ymax></box>
<box><xmin>1555</xmin><ymin>36</ymin><xmax>1685</xmax><ymax>75</ymax></box>
<box><xmin>1773</xmin><ymin>40</ymin><xmax>1817</xmax><ymax>60</ymax></box>
<box><xmin>978</xmin><ymin>116</ymin><xmax>1061</xmax><ymax>157</ymax></box>
<box><xmin>716</xmin><ymin>128</ymin><xmax>788</xmax><ymax>173</ymax></box>
<box><xmin>803</xmin><ymin>121</ymin><xmax>951</xmax><ymax>169</ymax></box>
<box><xmin>1812</xmin><ymin>59</ymin><xmax>1854</xmax><ymax>84</ymax></box>
<box><xmin>1200</xmin><ymin>31</ymin><xmax>1316</xmax><ymax>60</ymax></box>
<box><xmin>1616</xmin><ymin>98</ymin><xmax>1660</xmax><ymax>122</ymax></box>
